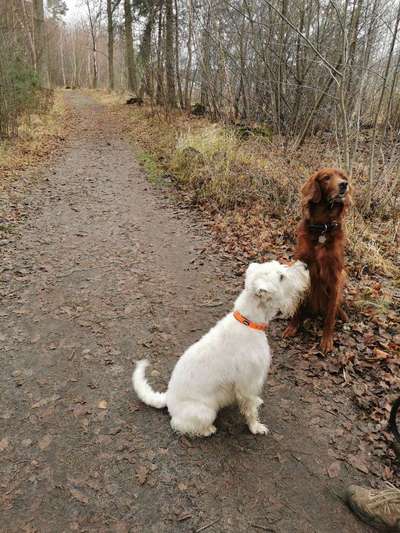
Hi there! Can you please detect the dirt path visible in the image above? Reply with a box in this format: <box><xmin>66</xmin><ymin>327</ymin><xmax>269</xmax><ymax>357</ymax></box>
<box><xmin>0</xmin><ymin>92</ymin><xmax>371</xmax><ymax>533</ymax></box>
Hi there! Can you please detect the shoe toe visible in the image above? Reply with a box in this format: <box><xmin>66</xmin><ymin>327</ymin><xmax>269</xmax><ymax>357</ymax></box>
<box><xmin>345</xmin><ymin>485</ymin><xmax>360</xmax><ymax>502</ymax></box>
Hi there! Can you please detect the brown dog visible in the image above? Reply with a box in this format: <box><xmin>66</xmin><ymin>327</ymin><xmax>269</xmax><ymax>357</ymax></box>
<box><xmin>284</xmin><ymin>168</ymin><xmax>352</xmax><ymax>352</ymax></box>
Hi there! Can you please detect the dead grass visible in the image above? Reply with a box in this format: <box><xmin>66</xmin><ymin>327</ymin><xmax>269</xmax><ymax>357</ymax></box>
<box><xmin>0</xmin><ymin>90</ymin><xmax>69</xmax><ymax>189</ymax></box>
<box><xmin>346</xmin><ymin>211</ymin><xmax>398</xmax><ymax>276</ymax></box>
<box><xmin>90</xmin><ymin>91</ymin><xmax>398</xmax><ymax>279</ymax></box>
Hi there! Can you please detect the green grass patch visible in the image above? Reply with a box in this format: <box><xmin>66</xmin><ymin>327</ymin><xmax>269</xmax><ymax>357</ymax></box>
<box><xmin>136</xmin><ymin>150</ymin><xmax>166</xmax><ymax>186</ymax></box>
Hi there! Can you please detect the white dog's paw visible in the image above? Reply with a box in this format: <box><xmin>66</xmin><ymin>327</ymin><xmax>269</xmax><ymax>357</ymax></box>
<box><xmin>249</xmin><ymin>422</ymin><xmax>269</xmax><ymax>435</ymax></box>
<box><xmin>201</xmin><ymin>424</ymin><xmax>217</xmax><ymax>437</ymax></box>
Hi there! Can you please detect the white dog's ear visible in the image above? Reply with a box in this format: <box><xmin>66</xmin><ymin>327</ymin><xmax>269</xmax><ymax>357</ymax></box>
<box><xmin>246</xmin><ymin>263</ymin><xmax>260</xmax><ymax>276</ymax></box>
<box><xmin>245</xmin><ymin>263</ymin><xmax>260</xmax><ymax>289</ymax></box>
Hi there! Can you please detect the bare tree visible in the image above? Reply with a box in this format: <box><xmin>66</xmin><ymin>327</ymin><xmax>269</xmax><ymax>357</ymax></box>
<box><xmin>156</xmin><ymin>0</ymin><xmax>164</xmax><ymax>104</ymax></box>
<box><xmin>365</xmin><ymin>1</ymin><xmax>400</xmax><ymax>211</ymax></box>
<box><xmin>124</xmin><ymin>0</ymin><xmax>137</xmax><ymax>93</ymax></box>
<box><xmin>84</xmin><ymin>0</ymin><xmax>102</xmax><ymax>89</ymax></box>
<box><xmin>33</xmin><ymin>0</ymin><xmax>49</xmax><ymax>87</ymax></box>
<box><xmin>139</xmin><ymin>1</ymin><xmax>156</xmax><ymax>98</ymax></box>
<box><xmin>106</xmin><ymin>0</ymin><xmax>115</xmax><ymax>90</ymax></box>
<box><xmin>183</xmin><ymin>0</ymin><xmax>193</xmax><ymax>110</ymax></box>
<box><xmin>165</xmin><ymin>0</ymin><xmax>176</xmax><ymax>107</ymax></box>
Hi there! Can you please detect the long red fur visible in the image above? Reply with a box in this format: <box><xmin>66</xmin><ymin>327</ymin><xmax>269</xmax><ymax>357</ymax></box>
<box><xmin>284</xmin><ymin>168</ymin><xmax>352</xmax><ymax>352</ymax></box>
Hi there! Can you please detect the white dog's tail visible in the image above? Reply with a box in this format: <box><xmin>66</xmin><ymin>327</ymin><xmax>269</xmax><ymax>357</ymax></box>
<box><xmin>132</xmin><ymin>360</ymin><xmax>167</xmax><ymax>409</ymax></box>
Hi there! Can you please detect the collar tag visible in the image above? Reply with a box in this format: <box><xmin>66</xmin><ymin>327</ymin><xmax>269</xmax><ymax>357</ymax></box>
<box><xmin>318</xmin><ymin>234</ymin><xmax>327</xmax><ymax>244</ymax></box>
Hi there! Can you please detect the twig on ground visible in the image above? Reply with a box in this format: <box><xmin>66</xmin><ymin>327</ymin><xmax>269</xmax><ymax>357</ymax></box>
<box><xmin>196</xmin><ymin>518</ymin><xmax>221</xmax><ymax>532</ymax></box>
<box><xmin>177</xmin><ymin>513</ymin><xmax>192</xmax><ymax>521</ymax></box>
<box><xmin>251</xmin><ymin>524</ymin><xmax>275</xmax><ymax>532</ymax></box>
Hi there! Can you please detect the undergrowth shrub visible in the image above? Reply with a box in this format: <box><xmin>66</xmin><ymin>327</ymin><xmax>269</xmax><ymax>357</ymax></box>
<box><xmin>172</xmin><ymin>126</ymin><xmax>255</xmax><ymax>208</ymax></box>
<box><xmin>172</xmin><ymin>125</ymin><xmax>303</xmax><ymax>213</ymax></box>
<box><xmin>0</xmin><ymin>35</ymin><xmax>49</xmax><ymax>139</ymax></box>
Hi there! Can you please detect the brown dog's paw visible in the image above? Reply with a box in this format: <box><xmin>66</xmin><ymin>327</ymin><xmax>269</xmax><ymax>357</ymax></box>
<box><xmin>320</xmin><ymin>335</ymin><xmax>334</xmax><ymax>353</ymax></box>
<box><xmin>283</xmin><ymin>324</ymin><xmax>298</xmax><ymax>338</ymax></box>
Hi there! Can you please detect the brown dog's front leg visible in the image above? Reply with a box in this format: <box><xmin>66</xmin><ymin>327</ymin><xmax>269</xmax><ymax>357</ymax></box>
<box><xmin>283</xmin><ymin>306</ymin><xmax>304</xmax><ymax>338</ymax></box>
<box><xmin>320</xmin><ymin>288</ymin><xmax>339</xmax><ymax>353</ymax></box>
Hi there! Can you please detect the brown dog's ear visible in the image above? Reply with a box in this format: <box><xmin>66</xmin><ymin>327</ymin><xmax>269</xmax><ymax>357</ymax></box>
<box><xmin>301</xmin><ymin>173</ymin><xmax>321</xmax><ymax>217</ymax></box>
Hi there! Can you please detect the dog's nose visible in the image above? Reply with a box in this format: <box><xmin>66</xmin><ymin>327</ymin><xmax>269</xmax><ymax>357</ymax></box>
<box><xmin>339</xmin><ymin>181</ymin><xmax>348</xmax><ymax>193</ymax></box>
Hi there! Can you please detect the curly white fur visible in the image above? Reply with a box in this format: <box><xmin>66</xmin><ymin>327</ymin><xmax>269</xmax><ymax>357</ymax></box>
<box><xmin>132</xmin><ymin>260</ymin><xmax>310</xmax><ymax>437</ymax></box>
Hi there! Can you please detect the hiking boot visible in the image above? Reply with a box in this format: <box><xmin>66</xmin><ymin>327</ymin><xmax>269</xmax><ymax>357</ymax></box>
<box><xmin>346</xmin><ymin>484</ymin><xmax>400</xmax><ymax>531</ymax></box>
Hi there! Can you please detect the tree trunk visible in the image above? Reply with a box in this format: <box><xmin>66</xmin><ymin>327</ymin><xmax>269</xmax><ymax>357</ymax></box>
<box><xmin>85</xmin><ymin>0</ymin><xmax>99</xmax><ymax>89</ymax></box>
<box><xmin>183</xmin><ymin>0</ymin><xmax>193</xmax><ymax>110</ymax></box>
<box><xmin>91</xmin><ymin>35</ymin><xmax>98</xmax><ymax>88</ymax></box>
<box><xmin>383</xmin><ymin>42</ymin><xmax>400</xmax><ymax>139</ymax></box>
<box><xmin>174</xmin><ymin>0</ymin><xmax>184</xmax><ymax>108</ymax></box>
<box><xmin>32</xmin><ymin>0</ymin><xmax>49</xmax><ymax>87</ymax></box>
<box><xmin>18</xmin><ymin>0</ymin><xmax>36</xmax><ymax>68</ymax></box>
<box><xmin>59</xmin><ymin>30</ymin><xmax>66</xmax><ymax>86</ymax></box>
<box><xmin>107</xmin><ymin>0</ymin><xmax>114</xmax><ymax>91</ymax></box>
<box><xmin>200</xmin><ymin>6</ymin><xmax>211</xmax><ymax>108</ymax></box>
<box><xmin>294</xmin><ymin>58</ymin><xmax>342</xmax><ymax>149</ymax></box>
<box><xmin>365</xmin><ymin>2</ymin><xmax>400</xmax><ymax>211</ymax></box>
<box><xmin>156</xmin><ymin>1</ymin><xmax>164</xmax><ymax>104</ymax></box>
<box><xmin>165</xmin><ymin>0</ymin><xmax>176</xmax><ymax>108</ymax></box>
<box><xmin>90</xmin><ymin>30</ymin><xmax>98</xmax><ymax>88</ymax></box>
<box><xmin>139</xmin><ymin>5</ymin><xmax>155</xmax><ymax>98</ymax></box>
<box><xmin>124</xmin><ymin>0</ymin><xmax>137</xmax><ymax>93</ymax></box>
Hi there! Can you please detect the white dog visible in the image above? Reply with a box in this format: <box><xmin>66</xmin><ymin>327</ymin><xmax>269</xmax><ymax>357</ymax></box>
<box><xmin>132</xmin><ymin>260</ymin><xmax>309</xmax><ymax>437</ymax></box>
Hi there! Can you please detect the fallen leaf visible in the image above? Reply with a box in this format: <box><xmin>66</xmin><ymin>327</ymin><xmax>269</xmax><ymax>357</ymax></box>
<box><xmin>348</xmin><ymin>454</ymin><xmax>369</xmax><ymax>474</ymax></box>
<box><xmin>32</xmin><ymin>395</ymin><xmax>60</xmax><ymax>409</ymax></box>
<box><xmin>136</xmin><ymin>465</ymin><xmax>149</xmax><ymax>485</ymax></box>
<box><xmin>0</xmin><ymin>437</ymin><xmax>9</xmax><ymax>451</ymax></box>
<box><xmin>383</xmin><ymin>466</ymin><xmax>394</xmax><ymax>480</ymax></box>
<box><xmin>69</xmin><ymin>487</ymin><xmax>89</xmax><ymax>504</ymax></box>
<box><xmin>73</xmin><ymin>404</ymin><xmax>91</xmax><ymax>417</ymax></box>
<box><xmin>30</xmin><ymin>334</ymin><xmax>40</xmax><ymax>344</ymax></box>
<box><xmin>370</xmin><ymin>348</ymin><xmax>389</xmax><ymax>361</ymax></box>
<box><xmin>327</xmin><ymin>461</ymin><xmax>341</xmax><ymax>478</ymax></box>
<box><xmin>38</xmin><ymin>434</ymin><xmax>52</xmax><ymax>450</ymax></box>
<box><xmin>124</xmin><ymin>304</ymin><xmax>134</xmax><ymax>315</ymax></box>
<box><xmin>97</xmin><ymin>400</ymin><xmax>108</xmax><ymax>409</ymax></box>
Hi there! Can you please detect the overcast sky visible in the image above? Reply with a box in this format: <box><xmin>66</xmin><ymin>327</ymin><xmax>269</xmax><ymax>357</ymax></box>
<box><xmin>64</xmin><ymin>0</ymin><xmax>86</xmax><ymax>23</ymax></box>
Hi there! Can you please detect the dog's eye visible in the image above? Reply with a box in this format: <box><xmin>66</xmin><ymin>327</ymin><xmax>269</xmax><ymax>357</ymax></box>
<box><xmin>280</xmin><ymin>274</ymin><xmax>285</xmax><ymax>281</ymax></box>
<box><xmin>323</xmin><ymin>175</ymin><xmax>330</xmax><ymax>181</ymax></box>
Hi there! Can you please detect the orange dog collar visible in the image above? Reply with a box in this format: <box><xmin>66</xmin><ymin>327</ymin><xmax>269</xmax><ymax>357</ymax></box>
<box><xmin>233</xmin><ymin>310</ymin><xmax>268</xmax><ymax>331</ymax></box>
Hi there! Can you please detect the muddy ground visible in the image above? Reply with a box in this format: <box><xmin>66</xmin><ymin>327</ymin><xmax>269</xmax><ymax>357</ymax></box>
<box><xmin>0</xmin><ymin>93</ymin><xmax>373</xmax><ymax>532</ymax></box>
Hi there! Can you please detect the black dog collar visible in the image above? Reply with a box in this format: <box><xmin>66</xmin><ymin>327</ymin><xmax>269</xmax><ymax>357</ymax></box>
<box><xmin>308</xmin><ymin>222</ymin><xmax>339</xmax><ymax>233</ymax></box>
<box><xmin>308</xmin><ymin>221</ymin><xmax>340</xmax><ymax>244</ymax></box>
